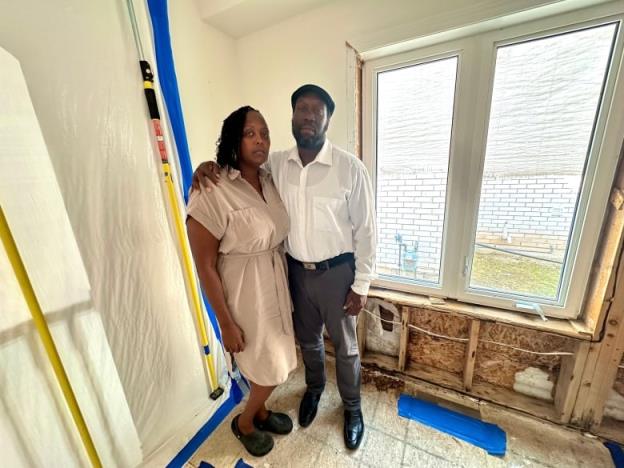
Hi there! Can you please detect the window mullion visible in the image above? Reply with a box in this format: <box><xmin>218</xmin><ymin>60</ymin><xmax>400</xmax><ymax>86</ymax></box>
<box><xmin>451</xmin><ymin>36</ymin><xmax>499</xmax><ymax>301</ymax></box>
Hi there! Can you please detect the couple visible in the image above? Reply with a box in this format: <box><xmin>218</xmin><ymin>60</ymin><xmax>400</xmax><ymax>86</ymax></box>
<box><xmin>187</xmin><ymin>84</ymin><xmax>376</xmax><ymax>457</ymax></box>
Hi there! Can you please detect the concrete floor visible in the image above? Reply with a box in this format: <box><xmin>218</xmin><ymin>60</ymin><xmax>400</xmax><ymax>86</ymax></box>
<box><xmin>188</xmin><ymin>359</ymin><xmax>614</xmax><ymax>468</ymax></box>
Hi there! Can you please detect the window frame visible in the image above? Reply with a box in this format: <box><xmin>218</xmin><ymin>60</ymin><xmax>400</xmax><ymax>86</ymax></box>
<box><xmin>362</xmin><ymin>8</ymin><xmax>624</xmax><ymax>320</ymax></box>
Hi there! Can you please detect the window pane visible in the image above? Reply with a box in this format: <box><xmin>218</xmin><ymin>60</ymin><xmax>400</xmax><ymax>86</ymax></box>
<box><xmin>376</xmin><ymin>57</ymin><xmax>457</xmax><ymax>284</ymax></box>
<box><xmin>469</xmin><ymin>24</ymin><xmax>617</xmax><ymax>300</ymax></box>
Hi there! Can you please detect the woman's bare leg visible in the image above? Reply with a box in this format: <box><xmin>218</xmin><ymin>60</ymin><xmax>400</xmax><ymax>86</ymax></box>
<box><xmin>237</xmin><ymin>382</ymin><xmax>275</xmax><ymax>434</ymax></box>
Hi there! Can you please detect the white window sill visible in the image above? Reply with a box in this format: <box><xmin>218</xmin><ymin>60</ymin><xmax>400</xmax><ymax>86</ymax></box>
<box><xmin>368</xmin><ymin>287</ymin><xmax>594</xmax><ymax>340</ymax></box>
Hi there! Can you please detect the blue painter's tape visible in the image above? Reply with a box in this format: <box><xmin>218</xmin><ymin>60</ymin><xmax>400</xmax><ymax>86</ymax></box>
<box><xmin>198</xmin><ymin>462</ymin><xmax>215</xmax><ymax>468</ymax></box>
<box><xmin>398</xmin><ymin>394</ymin><xmax>506</xmax><ymax>456</ymax></box>
<box><xmin>145</xmin><ymin>0</ymin><xmax>193</xmax><ymax>202</ymax></box>
<box><xmin>606</xmin><ymin>441</ymin><xmax>624</xmax><ymax>468</ymax></box>
<box><xmin>167</xmin><ymin>391</ymin><xmax>238</xmax><ymax>468</ymax></box>
<box><xmin>145</xmin><ymin>0</ymin><xmax>223</xmax><ymax>347</ymax></box>
<box><xmin>234</xmin><ymin>458</ymin><xmax>254</xmax><ymax>468</ymax></box>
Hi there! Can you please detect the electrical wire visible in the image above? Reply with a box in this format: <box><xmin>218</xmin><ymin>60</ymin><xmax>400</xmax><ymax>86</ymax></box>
<box><xmin>362</xmin><ymin>307</ymin><xmax>574</xmax><ymax>356</ymax></box>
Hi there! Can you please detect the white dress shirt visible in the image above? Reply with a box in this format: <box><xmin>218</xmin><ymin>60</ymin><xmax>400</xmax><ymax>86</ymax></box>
<box><xmin>267</xmin><ymin>140</ymin><xmax>376</xmax><ymax>295</ymax></box>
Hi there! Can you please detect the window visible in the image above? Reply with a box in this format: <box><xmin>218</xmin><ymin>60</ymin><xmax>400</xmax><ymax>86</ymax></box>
<box><xmin>363</xmin><ymin>12</ymin><xmax>624</xmax><ymax>319</ymax></box>
<box><xmin>376</xmin><ymin>56</ymin><xmax>457</xmax><ymax>284</ymax></box>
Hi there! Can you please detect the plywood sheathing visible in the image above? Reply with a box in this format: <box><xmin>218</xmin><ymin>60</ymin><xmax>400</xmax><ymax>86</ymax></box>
<box><xmin>406</xmin><ymin>306</ymin><xmax>469</xmax><ymax>375</ymax></box>
<box><xmin>474</xmin><ymin>323</ymin><xmax>575</xmax><ymax>391</ymax></box>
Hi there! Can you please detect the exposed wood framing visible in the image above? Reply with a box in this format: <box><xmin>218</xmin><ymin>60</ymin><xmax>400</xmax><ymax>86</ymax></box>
<box><xmin>463</xmin><ymin>320</ymin><xmax>480</xmax><ymax>391</ymax></box>
<box><xmin>345</xmin><ymin>41</ymin><xmax>363</xmax><ymax>158</ymax></box>
<box><xmin>398</xmin><ymin>306</ymin><xmax>409</xmax><ymax>371</ymax></box>
<box><xmin>572</xmin><ymin>307</ymin><xmax>624</xmax><ymax>428</ymax></box>
<box><xmin>354</xmin><ymin>302</ymin><xmax>593</xmax><ymax>425</ymax></box>
<box><xmin>554</xmin><ymin>341</ymin><xmax>590</xmax><ymax>423</ymax></box>
<box><xmin>362</xmin><ymin>350</ymin><xmax>559</xmax><ymax>423</ymax></box>
<box><xmin>572</xmin><ymin>169</ymin><xmax>624</xmax><ymax>428</ymax></box>
<box><xmin>582</xmin><ymin>142</ymin><xmax>624</xmax><ymax>337</ymax></box>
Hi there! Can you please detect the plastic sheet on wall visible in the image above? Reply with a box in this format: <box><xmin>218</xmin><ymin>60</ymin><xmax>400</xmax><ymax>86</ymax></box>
<box><xmin>0</xmin><ymin>46</ymin><xmax>141</xmax><ymax>467</ymax></box>
<box><xmin>0</xmin><ymin>0</ymin><xmax>227</xmax><ymax>464</ymax></box>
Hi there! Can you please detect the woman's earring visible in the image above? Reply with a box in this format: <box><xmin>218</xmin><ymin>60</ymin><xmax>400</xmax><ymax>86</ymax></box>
<box><xmin>232</xmin><ymin>150</ymin><xmax>237</xmax><ymax>161</ymax></box>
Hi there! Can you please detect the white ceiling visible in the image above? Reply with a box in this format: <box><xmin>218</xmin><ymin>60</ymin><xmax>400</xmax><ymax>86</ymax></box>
<box><xmin>195</xmin><ymin>0</ymin><xmax>335</xmax><ymax>38</ymax></box>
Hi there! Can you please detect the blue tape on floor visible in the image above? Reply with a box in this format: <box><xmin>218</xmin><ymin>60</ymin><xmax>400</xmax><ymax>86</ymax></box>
<box><xmin>234</xmin><ymin>458</ymin><xmax>254</xmax><ymax>468</ymax></box>
<box><xmin>398</xmin><ymin>394</ymin><xmax>506</xmax><ymax>456</ymax></box>
<box><xmin>606</xmin><ymin>441</ymin><xmax>624</xmax><ymax>468</ymax></box>
<box><xmin>198</xmin><ymin>462</ymin><xmax>214</xmax><ymax>468</ymax></box>
<box><xmin>167</xmin><ymin>391</ymin><xmax>237</xmax><ymax>468</ymax></box>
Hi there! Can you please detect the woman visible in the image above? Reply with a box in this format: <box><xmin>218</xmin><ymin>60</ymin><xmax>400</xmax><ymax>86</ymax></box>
<box><xmin>186</xmin><ymin>106</ymin><xmax>297</xmax><ymax>457</ymax></box>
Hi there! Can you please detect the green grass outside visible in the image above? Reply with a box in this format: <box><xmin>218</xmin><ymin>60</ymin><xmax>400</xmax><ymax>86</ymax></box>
<box><xmin>471</xmin><ymin>250</ymin><xmax>562</xmax><ymax>299</ymax></box>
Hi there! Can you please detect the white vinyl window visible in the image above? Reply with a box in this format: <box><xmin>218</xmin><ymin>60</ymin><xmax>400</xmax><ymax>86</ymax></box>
<box><xmin>363</xmin><ymin>9</ymin><xmax>624</xmax><ymax>319</ymax></box>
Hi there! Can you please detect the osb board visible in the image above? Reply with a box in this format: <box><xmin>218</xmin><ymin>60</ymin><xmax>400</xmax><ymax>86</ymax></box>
<box><xmin>406</xmin><ymin>306</ymin><xmax>469</xmax><ymax>375</ymax></box>
<box><xmin>474</xmin><ymin>322</ymin><xmax>575</xmax><ymax>390</ymax></box>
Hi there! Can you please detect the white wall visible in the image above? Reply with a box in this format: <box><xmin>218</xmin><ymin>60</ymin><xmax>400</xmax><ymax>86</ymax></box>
<box><xmin>230</xmin><ymin>0</ymin><xmax>561</xmax><ymax>152</ymax></box>
<box><xmin>170</xmin><ymin>1</ymin><xmax>242</xmax><ymax>168</ymax></box>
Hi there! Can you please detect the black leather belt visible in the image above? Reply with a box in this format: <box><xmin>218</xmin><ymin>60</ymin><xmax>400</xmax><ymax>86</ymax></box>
<box><xmin>287</xmin><ymin>252</ymin><xmax>354</xmax><ymax>271</ymax></box>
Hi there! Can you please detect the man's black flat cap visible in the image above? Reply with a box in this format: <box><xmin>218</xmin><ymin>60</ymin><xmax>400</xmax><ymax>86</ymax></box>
<box><xmin>291</xmin><ymin>84</ymin><xmax>335</xmax><ymax>115</ymax></box>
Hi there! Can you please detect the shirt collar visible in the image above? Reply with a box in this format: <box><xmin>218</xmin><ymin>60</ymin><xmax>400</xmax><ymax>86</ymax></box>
<box><xmin>287</xmin><ymin>139</ymin><xmax>333</xmax><ymax>167</ymax></box>
<box><xmin>227</xmin><ymin>167</ymin><xmax>241</xmax><ymax>180</ymax></box>
<box><xmin>226</xmin><ymin>166</ymin><xmax>270</xmax><ymax>180</ymax></box>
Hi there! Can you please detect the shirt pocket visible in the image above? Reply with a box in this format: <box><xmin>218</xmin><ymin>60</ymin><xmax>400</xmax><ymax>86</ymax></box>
<box><xmin>312</xmin><ymin>196</ymin><xmax>346</xmax><ymax>233</ymax></box>
<box><xmin>226</xmin><ymin>207</ymin><xmax>272</xmax><ymax>245</ymax></box>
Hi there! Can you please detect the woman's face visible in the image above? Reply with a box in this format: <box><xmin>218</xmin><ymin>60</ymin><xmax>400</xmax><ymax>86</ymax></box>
<box><xmin>239</xmin><ymin>110</ymin><xmax>270</xmax><ymax>168</ymax></box>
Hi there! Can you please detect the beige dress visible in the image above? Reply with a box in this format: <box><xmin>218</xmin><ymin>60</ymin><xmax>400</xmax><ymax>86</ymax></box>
<box><xmin>187</xmin><ymin>167</ymin><xmax>297</xmax><ymax>386</ymax></box>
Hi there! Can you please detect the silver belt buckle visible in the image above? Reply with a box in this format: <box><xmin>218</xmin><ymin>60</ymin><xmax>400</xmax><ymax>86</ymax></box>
<box><xmin>302</xmin><ymin>262</ymin><xmax>316</xmax><ymax>270</ymax></box>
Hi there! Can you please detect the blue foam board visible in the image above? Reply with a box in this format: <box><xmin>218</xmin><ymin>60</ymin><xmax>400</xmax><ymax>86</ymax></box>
<box><xmin>398</xmin><ymin>394</ymin><xmax>506</xmax><ymax>456</ymax></box>
<box><xmin>605</xmin><ymin>441</ymin><xmax>624</xmax><ymax>468</ymax></box>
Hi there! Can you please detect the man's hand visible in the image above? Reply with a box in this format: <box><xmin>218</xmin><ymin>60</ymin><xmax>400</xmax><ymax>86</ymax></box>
<box><xmin>191</xmin><ymin>160</ymin><xmax>221</xmax><ymax>192</ymax></box>
<box><xmin>343</xmin><ymin>289</ymin><xmax>366</xmax><ymax>316</ymax></box>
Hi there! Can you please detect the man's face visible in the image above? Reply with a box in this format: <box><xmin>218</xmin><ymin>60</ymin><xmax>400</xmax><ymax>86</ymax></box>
<box><xmin>291</xmin><ymin>93</ymin><xmax>330</xmax><ymax>150</ymax></box>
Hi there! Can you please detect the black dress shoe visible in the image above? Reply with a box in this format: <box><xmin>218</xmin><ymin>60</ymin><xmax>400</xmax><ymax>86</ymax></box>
<box><xmin>344</xmin><ymin>409</ymin><xmax>364</xmax><ymax>450</ymax></box>
<box><xmin>298</xmin><ymin>391</ymin><xmax>321</xmax><ymax>427</ymax></box>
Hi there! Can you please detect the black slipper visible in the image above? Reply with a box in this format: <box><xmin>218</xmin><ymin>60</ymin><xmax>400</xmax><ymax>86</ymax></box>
<box><xmin>231</xmin><ymin>414</ymin><xmax>274</xmax><ymax>457</ymax></box>
<box><xmin>253</xmin><ymin>411</ymin><xmax>293</xmax><ymax>434</ymax></box>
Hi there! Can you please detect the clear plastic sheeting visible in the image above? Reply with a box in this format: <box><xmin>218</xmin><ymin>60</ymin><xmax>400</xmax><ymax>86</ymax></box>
<box><xmin>0</xmin><ymin>0</ymin><xmax>227</xmax><ymax>465</ymax></box>
<box><xmin>0</xmin><ymin>46</ymin><xmax>140</xmax><ymax>468</ymax></box>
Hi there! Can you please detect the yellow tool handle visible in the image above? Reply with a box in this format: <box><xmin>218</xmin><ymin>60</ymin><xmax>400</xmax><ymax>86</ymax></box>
<box><xmin>162</xmin><ymin>164</ymin><xmax>218</xmax><ymax>390</ymax></box>
<box><xmin>0</xmin><ymin>206</ymin><xmax>102</xmax><ymax>468</ymax></box>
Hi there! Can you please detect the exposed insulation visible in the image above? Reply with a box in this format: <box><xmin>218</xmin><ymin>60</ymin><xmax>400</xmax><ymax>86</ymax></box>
<box><xmin>513</xmin><ymin>367</ymin><xmax>554</xmax><ymax>401</ymax></box>
<box><xmin>474</xmin><ymin>323</ymin><xmax>574</xmax><ymax>390</ymax></box>
<box><xmin>605</xmin><ymin>389</ymin><xmax>624</xmax><ymax>421</ymax></box>
<box><xmin>364</xmin><ymin>298</ymin><xmax>401</xmax><ymax>357</ymax></box>
<box><xmin>406</xmin><ymin>307</ymin><xmax>468</xmax><ymax>375</ymax></box>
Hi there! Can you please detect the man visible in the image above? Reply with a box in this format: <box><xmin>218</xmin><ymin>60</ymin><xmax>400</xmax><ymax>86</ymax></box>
<box><xmin>193</xmin><ymin>84</ymin><xmax>375</xmax><ymax>449</ymax></box>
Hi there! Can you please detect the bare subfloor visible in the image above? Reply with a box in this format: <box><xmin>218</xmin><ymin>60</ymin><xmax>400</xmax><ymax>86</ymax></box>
<box><xmin>189</xmin><ymin>359</ymin><xmax>613</xmax><ymax>467</ymax></box>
